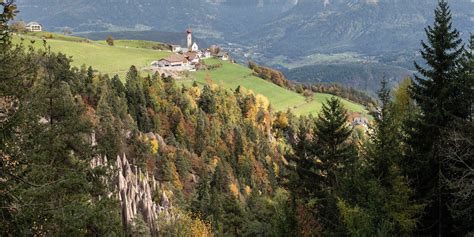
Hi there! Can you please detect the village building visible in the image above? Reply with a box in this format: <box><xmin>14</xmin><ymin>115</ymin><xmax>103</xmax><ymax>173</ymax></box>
<box><xmin>191</xmin><ymin>42</ymin><xmax>199</xmax><ymax>52</ymax></box>
<box><xmin>152</xmin><ymin>54</ymin><xmax>189</xmax><ymax>68</ymax></box>
<box><xmin>203</xmin><ymin>49</ymin><xmax>212</xmax><ymax>58</ymax></box>
<box><xmin>352</xmin><ymin>116</ymin><xmax>369</xmax><ymax>130</ymax></box>
<box><xmin>26</xmin><ymin>22</ymin><xmax>42</xmax><ymax>32</ymax></box>
<box><xmin>184</xmin><ymin>52</ymin><xmax>200</xmax><ymax>65</ymax></box>
<box><xmin>217</xmin><ymin>52</ymin><xmax>229</xmax><ymax>61</ymax></box>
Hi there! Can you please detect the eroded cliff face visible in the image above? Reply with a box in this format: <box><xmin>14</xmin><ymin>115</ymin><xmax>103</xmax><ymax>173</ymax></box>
<box><xmin>91</xmin><ymin>151</ymin><xmax>171</xmax><ymax>233</ymax></box>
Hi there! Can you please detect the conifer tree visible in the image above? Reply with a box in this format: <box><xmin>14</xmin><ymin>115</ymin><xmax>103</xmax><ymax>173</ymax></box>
<box><xmin>407</xmin><ymin>1</ymin><xmax>470</xmax><ymax>234</ymax></box>
<box><xmin>314</xmin><ymin>97</ymin><xmax>353</xmax><ymax>189</ymax></box>
<box><xmin>291</xmin><ymin>98</ymin><xmax>354</xmax><ymax>235</ymax></box>
<box><xmin>199</xmin><ymin>84</ymin><xmax>217</xmax><ymax>114</ymax></box>
<box><xmin>96</xmin><ymin>83</ymin><xmax>121</xmax><ymax>159</ymax></box>
<box><xmin>125</xmin><ymin>65</ymin><xmax>152</xmax><ymax>132</ymax></box>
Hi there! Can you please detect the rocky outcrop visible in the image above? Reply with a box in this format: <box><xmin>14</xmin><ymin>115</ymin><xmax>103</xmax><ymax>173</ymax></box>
<box><xmin>91</xmin><ymin>154</ymin><xmax>170</xmax><ymax>234</ymax></box>
<box><xmin>116</xmin><ymin>154</ymin><xmax>170</xmax><ymax>233</ymax></box>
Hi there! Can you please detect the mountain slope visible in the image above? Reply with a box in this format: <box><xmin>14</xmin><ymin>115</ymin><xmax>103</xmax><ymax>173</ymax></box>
<box><xmin>242</xmin><ymin>0</ymin><xmax>473</xmax><ymax>58</ymax></box>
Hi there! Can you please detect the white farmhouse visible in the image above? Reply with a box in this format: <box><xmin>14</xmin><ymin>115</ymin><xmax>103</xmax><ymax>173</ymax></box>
<box><xmin>26</xmin><ymin>22</ymin><xmax>42</xmax><ymax>32</ymax></box>
<box><xmin>217</xmin><ymin>52</ymin><xmax>229</xmax><ymax>61</ymax></box>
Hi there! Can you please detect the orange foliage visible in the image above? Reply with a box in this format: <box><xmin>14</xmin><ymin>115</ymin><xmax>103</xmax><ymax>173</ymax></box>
<box><xmin>229</xmin><ymin>183</ymin><xmax>239</xmax><ymax>198</ymax></box>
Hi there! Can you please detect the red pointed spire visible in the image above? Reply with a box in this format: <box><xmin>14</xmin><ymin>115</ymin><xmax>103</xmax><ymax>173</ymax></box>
<box><xmin>187</xmin><ymin>28</ymin><xmax>192</xmax><ymax>34</ymax></box>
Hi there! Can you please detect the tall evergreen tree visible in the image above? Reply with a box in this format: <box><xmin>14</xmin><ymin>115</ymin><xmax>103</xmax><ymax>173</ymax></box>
<box><xmin>407</xmin><ymin>0</ymin><xmax>470</xmax><ymax>234</ymax></box>
<box><xmin>125</xmin><ymin>65</ymin><xmax>152</xmax><ymax>132</ymax></box>
<box><xmin>199</xmin><ymin>84</ymin><xmax>217</xmax><ymax>114</ymax></box>
<box><xmin>291</xmin><ymin>97</ymin><xmax>354</xmax><ymax>235</ymax></box>
<box><xmin>314</xmin><ymin>97</ymin><xmax>353</xmax><ymax>189</ymax></box>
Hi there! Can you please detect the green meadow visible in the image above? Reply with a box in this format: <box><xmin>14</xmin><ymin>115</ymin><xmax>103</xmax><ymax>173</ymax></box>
<box><xmin>12</xmin><ymin>33</ymin><xmax>171</xmax><ymax>76</ymax></box>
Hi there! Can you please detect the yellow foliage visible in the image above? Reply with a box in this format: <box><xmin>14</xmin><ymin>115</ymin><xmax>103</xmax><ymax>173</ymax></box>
<box><xmin>188</xmin><ymin>216</ymin><xmax>214</xmax><ymax>237</ymax></box>
<box><xmin>150</xmin><ymin>139</ymin><xmax>159</xmax><ymax>154</ymax></box>
<box><xmin>157</xmin><ymin>208</ymin><xmax>214</xmax><ymax>237</ymax></box>
<box><xmin>209</xmin><ymin>157</ymin><xmax>219</xmax><ymax>172</ymax></box>
<box><xmin>273</xmin><ymin>162</ymin><xmax>280</xmax><ymax>177</ymax></box>
<box><xmin>210</xmin><ymin>83</ymin><xmax>219</xmax><ymax>91</ymax></box>
<box><xmin>188</xmin><ymin>86</ymin><xmax>201</xmax><ymax>100</ymax></box>
<box><xmin>265</xmin><ymin>155</ymin><xmax>272</xmax><ymax>165</ymax></box>
<box><xmin>244</xmin><ymin>185</ymin><xmax>252</xmax><ymax>196</ymax></box>
<box><xmin>229</xmin><ymin>183</ymin><xmax>239</xmax><ymax>198</ymax></box>
<box><xmin>255</xmin><ymin>94</ymin><xmax>270</xmax><ymax>110</ymax></box>
<box><xmin>275</xmin><ymin>112</ymin><xmax>289</xmax><ymax>129</ymax></box>
<box><xmin>170</xmin><ymin>162</ymin><xmax>183</xmax><ymax>190</ymax></box>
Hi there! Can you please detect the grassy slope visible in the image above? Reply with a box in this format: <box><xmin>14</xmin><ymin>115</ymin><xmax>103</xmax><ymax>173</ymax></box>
<box><xmin>12</xmin><ymin>33</ymin><xmax>366</xmax><ymax>116</ymax></box>
<box><xmin>13</xmin><ymin>33</ymin><xmax>171</xmax><ymax>76</ymax></box>
<box><xmin>186</xmin><ymin>58</ymin><xmax>366</xmax><ymax>116</ymax></box>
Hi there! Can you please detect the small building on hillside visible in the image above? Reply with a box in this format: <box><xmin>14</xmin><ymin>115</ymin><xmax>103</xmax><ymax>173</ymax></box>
<box><xmin>26</xmin><ymin>22</ymin><xmax>42</xmax><ymax>32</ymax></box>
<box><xmin>217</xmin><ymin>52</ymin><xmax>229</xmax><ymax>61</ymax></box>
<box><xmin>152</xmin><ymin>54</ymin><xmax>189</xmax><ymax>68</ymax></box>
<box><xmin>191</xmin><ymin>42</ymin><xmax>199</xmax><ymax>52</ymax></box>
<box><xmin>184</xmin><ymin>52</ymin><xmax>200</xmax><ymax>65</ymax></box>
<box><xmin>352</xmin><ymin>117</ymin><xmax>369</xmax><ymax>128</ymax></box>
<box><xmin>203</xmin><ymin>49</ymin><xmax>212</xmax><ymax>58</ymax></box>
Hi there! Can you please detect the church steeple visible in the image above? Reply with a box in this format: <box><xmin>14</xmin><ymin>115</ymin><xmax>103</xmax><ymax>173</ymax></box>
<box><xmin>186</xmin><ymin>28</ymin><xmax>192</xmax><ymax>49</ymax></box>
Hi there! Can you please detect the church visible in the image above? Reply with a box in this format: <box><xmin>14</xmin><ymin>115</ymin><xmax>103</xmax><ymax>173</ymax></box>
<box><xmin>186</xmin><ymin>28</ymin><xmax>199</xmax><ymax>52</ymax></box>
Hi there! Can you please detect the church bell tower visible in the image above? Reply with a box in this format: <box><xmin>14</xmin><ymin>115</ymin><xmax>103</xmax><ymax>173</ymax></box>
<box><xmin>186</xmin><ymin>28</ymin><xmax>192</xmax><ymax>50</ymax></box>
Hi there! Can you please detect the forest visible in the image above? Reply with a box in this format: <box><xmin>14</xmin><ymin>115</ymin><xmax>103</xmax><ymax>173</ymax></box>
<box><xmin>1</xmin><ymin>0</ymin><xmax>473</xmax><ymax>236</ymax></box>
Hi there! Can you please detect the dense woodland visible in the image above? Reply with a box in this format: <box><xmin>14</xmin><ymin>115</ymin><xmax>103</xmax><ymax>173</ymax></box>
<box><xmin>1</xmin><ymin>0</ymin><xmax>473</xmax><ymax>236</ymax></box>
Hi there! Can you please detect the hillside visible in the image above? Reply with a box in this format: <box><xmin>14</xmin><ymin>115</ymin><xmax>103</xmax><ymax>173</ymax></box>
<box><xmin>12</xmin><ymin>33</ymin><xmax>367</xmax><ymax>116</ymax></box>
<box><xmin>13</xmin><ymin>32</ymin><xmax>172</xmax><ymax>76</ymax></box>
<box><xmin>187</xmin><ymin>58</ymin><xmax>366</xmax><ymax>115</ymax></box>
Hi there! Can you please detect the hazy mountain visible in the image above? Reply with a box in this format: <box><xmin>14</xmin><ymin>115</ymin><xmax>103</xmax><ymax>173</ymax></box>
<box><xmin>242</xmin><ymin>0</ymin><xmax>473</xmax><ymax>59</ymax></box>
<box><xmin>15</xmin><ymin>0</ymin><xmax>297</xmax><ymax>39</ymax></box>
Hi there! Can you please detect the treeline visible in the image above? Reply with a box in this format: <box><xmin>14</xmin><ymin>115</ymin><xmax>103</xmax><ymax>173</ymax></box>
<box><xmin>300</xmin><ymin>83</ymin><xmax>376</xmax><ymax>107</ymax></box>
<box><xmin>249</xmin><ymin>61</ymin><xmax>292</xmax><ymax>89</ymax></box>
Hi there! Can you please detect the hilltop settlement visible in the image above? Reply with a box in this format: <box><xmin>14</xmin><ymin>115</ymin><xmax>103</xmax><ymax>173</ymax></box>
<box><xmin>150</xmin><ymin>28</ymin><xmax>229</xmax><ymax>72</ymax></box>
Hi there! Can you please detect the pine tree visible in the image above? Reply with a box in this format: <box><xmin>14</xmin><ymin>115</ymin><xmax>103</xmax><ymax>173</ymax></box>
<box><xmin>125</xmin><ymin>66</ymin><xmax>152</xmax><ymax>132</ymax></box>
<box><xmin>96</xmin><ymin>83</ymin><xmax>121</xmax><ymax>159</ymax></box>
<box><xmin>313</xmin><ymin>97</ymin><xmax>354</xmax><ymax>235</ymax></box>
<box><xmin>314</xmin><ymin>97</ymin><xmax>353</xmax><ymax>189</ymax></box>
<box><xmin>407</xmin><ymin>1</ymin><xmax>470</xmax><ymax>234</ymax></box>
<box><xmin>199</xmin><ymin>84</ymin><xmax>217</xmax><ymax>114</ymax></box>
<box><xmin>290</xmin><ymin>97</ymin><xmax>354</xmax><ymax>235</ymax></box>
